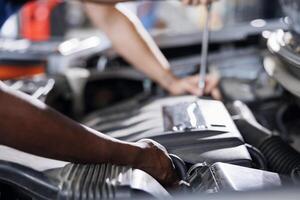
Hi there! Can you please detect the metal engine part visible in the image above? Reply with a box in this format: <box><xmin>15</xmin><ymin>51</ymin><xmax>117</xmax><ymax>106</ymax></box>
<box><xmin>84</xmin><ymin>96</ymin><xmax>252</xmax><ymax>166</ymax></box>
<box><xmin>0</xmin><ymin>160</ymin><xmax>170</xmax><ymax>200</ymax></box>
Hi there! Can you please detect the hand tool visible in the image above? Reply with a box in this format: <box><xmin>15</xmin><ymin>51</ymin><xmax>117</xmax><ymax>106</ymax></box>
<box><xmin>199</xmin><ymin>4</ymin><xmax>212</xmax><ymax>94</ymax></box>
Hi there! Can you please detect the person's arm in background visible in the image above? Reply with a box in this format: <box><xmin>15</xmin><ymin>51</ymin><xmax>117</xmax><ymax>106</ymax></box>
<box><xmin>84</xmin><ymin>0</ymin><xmax>221</xmax><ymax>99</ymax></box>
<box><xmin>83</xmin><ymin>0</ymin><xmax>215</xmax><ymax>5</ymax></box>
<box><xmin>0</xmin><ymin>82</ymin><xmax>178</xmax><ymax>185</ymax></box>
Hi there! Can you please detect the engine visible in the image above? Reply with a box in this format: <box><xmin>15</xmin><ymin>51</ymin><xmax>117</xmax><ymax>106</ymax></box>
<box><xmin>1</xmin><ymin>2</ymin><xmax>300</xmax><ymax>199</ymax></box>
<box><xmin>0</xmin><ymin>94</ymin><xmax>293</xmax><ymax>200</ymax></box>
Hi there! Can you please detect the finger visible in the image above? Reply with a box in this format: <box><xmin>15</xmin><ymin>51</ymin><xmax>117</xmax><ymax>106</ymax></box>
<box><xmin>182</xmin><ymin>0</ymin><xmax>191</xmax><ymax>5</ymax></box>
<box><xmin>204</xmin><ymin>74</ymin><xmax>219</xmax><ymax>94</ymax></box>
<box><xmin>156</xmin><ymin>141</ymin><xmax>168</xmax><ymax>153</ymax></box>
<box><xmin>211</xmin><ymin>88</ymin><xmax>222</xmax><ymax>100</ymax></box>
<box><xmin>164</xmin><ymin>172</ymin><xmax>180</xmax><ymax>186</ymax></box>
<box><xmin>158</xmin><ymin>155</ymin><xmax>178</xmax><ymax>185</ymax></box>
<box><xmin>193</xmin><ymin>0</ymin><xmax>200</xmax><ymax>6</ymax></box>
<box><xmin>184</xmin><ymin>82</ymin><xmax>202</xmax><ymax>96</ymax></box>
<box><xmin>201</xmin><ymin>0</ymin><xmax>212</xmax><ymax>5</ymax></box>
<box><xmin>185</xmin><ymin>76</ymin><xmax>205</xmax><ymax>96</ymax></box>
<box><xmin>170</xmin><ymin>172</ymin><xmax>181</xmax><ymax>185</ymax></box>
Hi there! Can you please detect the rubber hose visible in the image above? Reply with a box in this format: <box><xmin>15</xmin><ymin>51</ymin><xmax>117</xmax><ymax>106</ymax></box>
<box><xmin>246</xmin><ymin>144</ymin><xmax>267</xmax><ymax>170</ymax></box>
<box><xmin>259</xmin><ymin>136</ymin><xmax>300</xmax><ymax>174</ymax></box>
<box><xmin>169</xmin><ymin>154</ymin><xmax>188</xmax><ymax>181</ymax></box>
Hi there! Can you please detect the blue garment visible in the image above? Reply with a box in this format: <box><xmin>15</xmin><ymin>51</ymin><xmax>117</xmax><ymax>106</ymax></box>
<box><xmin>138</xmin><ymin>2</ymin><xmax>158</xmax><ymax>30</ymax></box>
<box><xmin>0</xmin><ymin>0</ymin><xmax>26</xmax><ymax>28</ymax></box>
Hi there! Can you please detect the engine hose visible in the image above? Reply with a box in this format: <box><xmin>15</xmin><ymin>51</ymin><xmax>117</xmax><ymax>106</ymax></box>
<box><xmin>169</xmin><ymin>154</ymin><xmax>188</xmax><ymax>181</ymax></box>
<box><xmin>246</xmin><ymin>144</ymin><xmax>267</xmax><ymax>170</ymax></box>
<box><xmin>259</xmin><ymin>136</ymin><xmax>300</xmax><ymax>175</ymax></box>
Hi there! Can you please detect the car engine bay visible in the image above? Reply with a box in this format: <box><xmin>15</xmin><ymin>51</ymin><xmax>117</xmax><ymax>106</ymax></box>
<box><xmin>1</xmin><ymin>7</ymin><xmax>300</xmax><ymax>200</ymax></box>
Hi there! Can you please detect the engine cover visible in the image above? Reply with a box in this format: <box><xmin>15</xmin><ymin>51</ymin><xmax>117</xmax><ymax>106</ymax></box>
<box><xmin>84</xmin><ymin>96</ymin><xmax>252</xmax><ymax>166</ymax></box>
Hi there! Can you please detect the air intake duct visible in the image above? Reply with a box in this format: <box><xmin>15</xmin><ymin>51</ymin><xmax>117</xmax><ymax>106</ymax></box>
<box><xmin>231</xmin><ymin>101</ymin><xmax>300</xmax><ymax>177</ymax></box>
<box><xmin>259</xmin><ymin>136</ymin><xmax>300</xmax><ymax>175</ymax></box>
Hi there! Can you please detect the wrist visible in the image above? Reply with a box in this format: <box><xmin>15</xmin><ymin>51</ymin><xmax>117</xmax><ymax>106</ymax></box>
<box><xmin>130</xmin><ymin>142</ymin><xmax>146</xmax><ymax>169</ymax></box>
<box><xmin>156</xmin><ymin>70</ymin><xmax>178</xmax><ymax>91</ymax></box>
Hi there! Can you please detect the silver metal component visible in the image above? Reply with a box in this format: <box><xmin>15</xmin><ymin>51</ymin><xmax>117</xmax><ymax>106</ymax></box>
<box><xmin>199</xmin><ymin>5</ymin><xmax>212</xmax><ymax>92</ymax></box>
<box><xmin>131</xmin><ymin>169</ymin><xmax>172</xmax><ymax>199</ymax></box>
<box><xmin>32</xmin><ymin>79</ymin><xmax>55</xmax><ymax>100</ymax></box>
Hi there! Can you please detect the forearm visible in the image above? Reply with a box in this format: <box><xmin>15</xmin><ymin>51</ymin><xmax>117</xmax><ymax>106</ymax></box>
<box><xmin>85</xmin><ymin>4</ymin><xmax>176</xmax><ymax>90</ymax></box>
<box><xmin>0</xmin><ymin>82</ymin><xmax>141</xmax><ymax>166</ymax></box>
<box><xmin>82</xmin><ymin>0</ymin><xmax>128</xmax><ymax>4</ymax></box>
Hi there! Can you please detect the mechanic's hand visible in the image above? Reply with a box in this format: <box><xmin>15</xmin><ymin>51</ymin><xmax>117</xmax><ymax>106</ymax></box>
<box><xmin>166</xmin><ymin>75</ymin><xmax>202</xmax><ymax>96</ymax></box>
<box><xmin>182</xmin><ymin>0</ymin><xmax>217</xmax><ymax>6</ymax></box>
<box><xmin>166</xmin><ymin>74</ymin><xmax>222</xmax><ymax>100</ymax></box>
<box><xmin>133</xmin><ymin>139</ymin><xmax>179</xmax><ymax>186</ymax></box>
<box><xmin>203</xmin><ymin>73</ymin><xmax>222</xmax><ymax>100</ymax></box>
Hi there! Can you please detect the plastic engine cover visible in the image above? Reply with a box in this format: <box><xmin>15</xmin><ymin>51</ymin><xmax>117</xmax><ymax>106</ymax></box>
<box><xmin>84</xmin><ymin>96</ymin><xmax>252</xmax><ymax>167</ymax></box>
